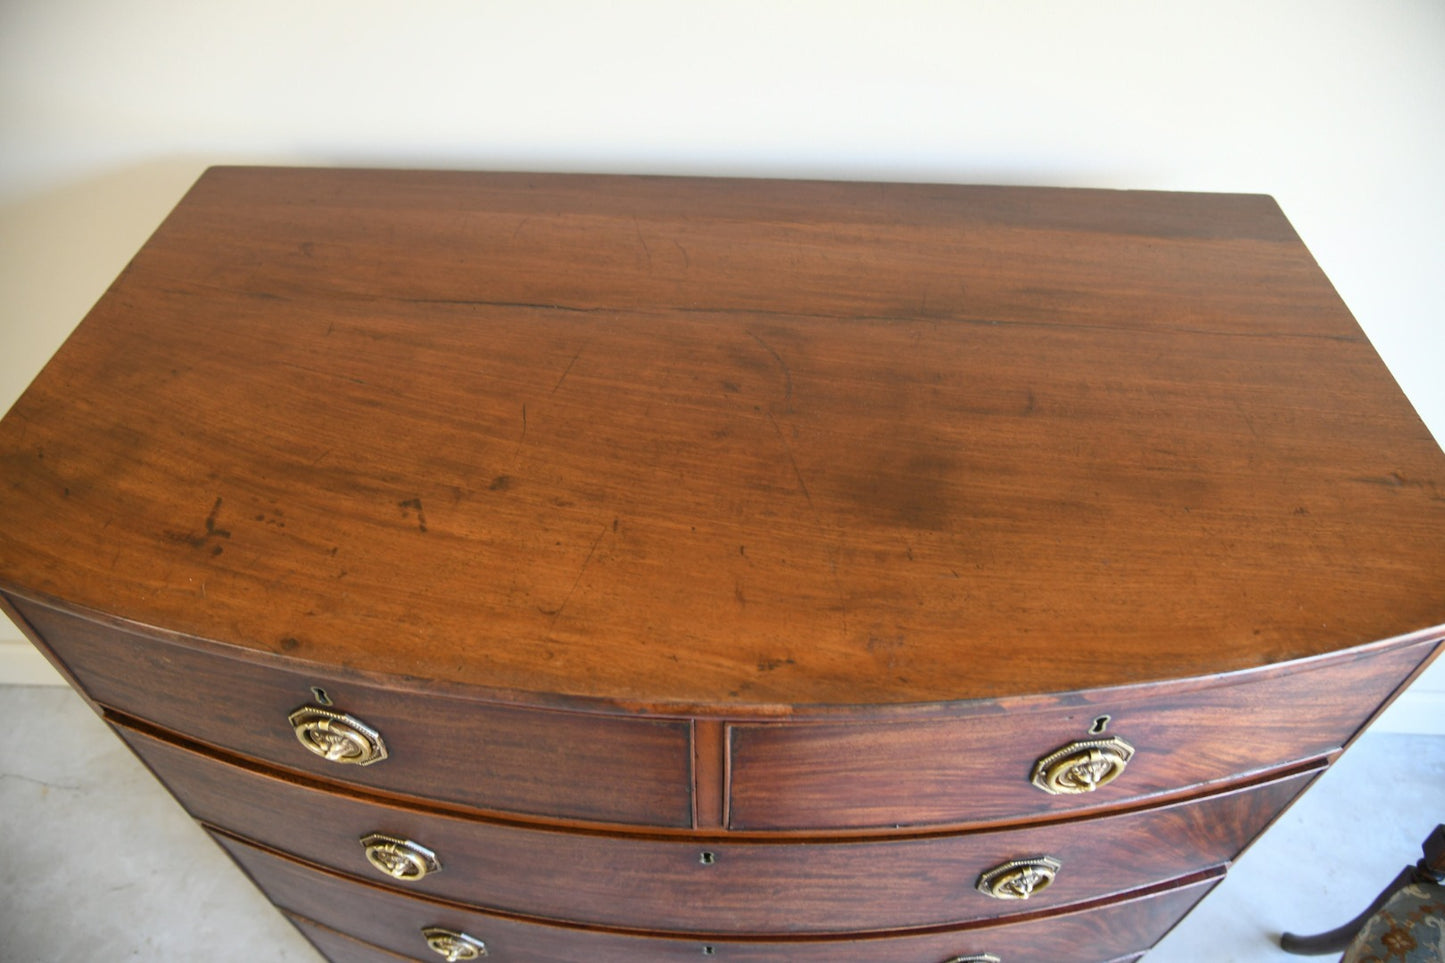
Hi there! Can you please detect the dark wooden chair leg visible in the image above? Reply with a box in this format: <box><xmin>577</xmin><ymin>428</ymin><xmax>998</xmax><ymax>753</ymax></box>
<box><xmin>1279</xmin><ymin>825</ymin><xmax>1445</xmax><ymax>956</ymax></box>
<box><xmin>1280</xmin><ymin>866</ymin><xmax>1418</xmax><ymax>955</ymax></box>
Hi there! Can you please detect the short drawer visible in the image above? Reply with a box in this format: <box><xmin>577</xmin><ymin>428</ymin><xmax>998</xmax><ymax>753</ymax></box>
<box><xmin>729</xmin><ymin>636</ymin><xmax>1436</xmax><ymax>830</ymax></box>
<box><xmin>13</xmin><ymin>596</ymin><xmax>693</xmax><ymax>827</ymax></box>
<box><xmin>120</xmin><ymin>721</ymin><xmax>1312</xmax><ymax>933</ymax></box>
<box><xmin>216</xmin><ymin>831</ymin><xmax>1222</xmax><ymax>963</ymax></box>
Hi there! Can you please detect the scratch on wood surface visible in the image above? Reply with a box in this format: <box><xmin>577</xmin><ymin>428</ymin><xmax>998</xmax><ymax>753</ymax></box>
<box><xmin>764</xmin><ymin>411</ymin><xmax>848</xmax><ymax>635</ymax></box>
<box><xmin>1234</xmin><ymin>399</ymin><xmax>1259</xmax><ymax>439</ymax></box>
<box><xmin>548</xmin><ymin>524</ymin><xmax>609</xmax><ymax>630</ymax></box>
<box><xmin>278</xmin><ymin>360</ymin><xmax>367</xmax><ymax>386</ymax></box>
<box><xmin>633</xmin><ymin>216</ymin><xmax>653</xmax><ymax>271</ymax></box>
<box><xmin>765</xmin><ymin>411</ymin><xmax>813</xmax><ymax>513</ymax></box>
<box><xmin>552</xmin><ymin>349</ymin><xmax>584</xmax><ymax>395</ymax></box>
<box><xmin>748</xmin><ymin>331</ymin><xmax>793</xmax><ymax>407</ymax></box>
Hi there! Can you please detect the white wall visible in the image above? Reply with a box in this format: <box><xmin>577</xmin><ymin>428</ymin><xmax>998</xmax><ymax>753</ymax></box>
<box><xmin>1</xmin><ymin>0</ymin><xmax>1442</xmax><ymax>724</ymax></box>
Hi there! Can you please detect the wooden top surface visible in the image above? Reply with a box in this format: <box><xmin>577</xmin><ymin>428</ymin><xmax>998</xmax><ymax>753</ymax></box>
<box><xmin>1</xmin><ymin>167</ymin><xmax>1442</xmax><ymax>714</ymax></box>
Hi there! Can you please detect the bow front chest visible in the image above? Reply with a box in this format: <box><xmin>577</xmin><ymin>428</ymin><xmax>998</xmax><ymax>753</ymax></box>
<box><xmin>2</xmin><ymin>168</ymin><xmax>1442</xmax><ymax>962</ymax></box>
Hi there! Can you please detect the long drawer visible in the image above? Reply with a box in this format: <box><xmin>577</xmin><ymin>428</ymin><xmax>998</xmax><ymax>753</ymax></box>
<box><xmin>216</xmin><ymin>831</ymin><xmax>1222</xmax><ymax>963</ymax></box>
<box><xmin>11</xmin><ymin>596</ymin><xmax>693</xmax><ymax>826</ymax></box>
<box><xmin>119</xmin><ymin>718</ymin><xmax>1313</xmax><ymax>934</ymax></box>
<box><xmin>286</xmin><ymin>914</ymin><xmax>1149</xmax><ymax>963</ymax></box>
<box><xmin>290</xmin><ymin>917</ymin><xmax>418</xmax><ymax>963</ymax></box>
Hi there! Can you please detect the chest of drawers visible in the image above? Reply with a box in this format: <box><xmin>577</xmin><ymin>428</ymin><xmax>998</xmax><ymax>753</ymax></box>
<box><xmin>1</xmin><ymin>168</ymin><xmax>1442</xmax><ymax>962</ymax></box>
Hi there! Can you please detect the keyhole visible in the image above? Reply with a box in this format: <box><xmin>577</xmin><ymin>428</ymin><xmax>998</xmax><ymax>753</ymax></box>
<box><xmin>699</xmin><ymin>851</ymin><xmax>716</xmax><ymax>865</ymax></box>
<box><xmin>1090</xmin><ymin>715</ymin><xmax>1110</xmax><ymax>735</ymax></box>
<box><xmin>701</xmin><ymin>947</ymin><xmax>716</xmax><ymax>956</ymax></box>
<box><xmin>310</xmin><ymin>686</ymin><xmax>333</xmax><ymax>706</ymax></box>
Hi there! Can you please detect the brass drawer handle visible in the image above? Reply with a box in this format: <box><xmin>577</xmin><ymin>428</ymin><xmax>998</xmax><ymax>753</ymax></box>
<box><xmin>288</xmin><ymin>705</ymin><xmax>388</xmax><ymax>766</ymax></box>
<box><xmin>421</xmin><ymin>927</ymin><xmax>487</xmax><ymax>960</ymax></box>
<box><xmin>1031</xmin><ymin>736</ymin><xmax>1134</xmax><ymax>794</ymax></box>
<box><xmin>976</xmin><ymin>856</ymin><xmax>1062</xmax><ymax>900</ymax></box>
<box><xmin>361</xmin><ymin>833</ymin><xmax>441</xmax><ymax>881</ymax></box>
<box><xmin>943</xmin><ymin>956</ymin><xmax>1002</xmax><ymax>963</ymax></box>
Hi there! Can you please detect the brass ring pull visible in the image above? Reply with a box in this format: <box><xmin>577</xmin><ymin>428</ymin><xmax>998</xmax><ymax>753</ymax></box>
<box><xmin>361</xmin><ymin>833</ymin><xmax>442</xmax><ymax>881</ymax></box>
<box><xmin>421</xmin><ymin>927</ymin><xmax>487</xmax><ymax>960</ymax></box>
<box><xmin>288</xmin><ymin>705</ymin><xmax>388</xmax><ymax>766</ymax></box>
<box><xmin>976</xmin><ymin>856</ymin><xmax>1062</xmax><ymax>900</ymax></box>
<box><xmin>1031</xmin><ymin>736</ymin><xmax>1134</xmax><ymax>794</ymax></box>
<box><xmin>943</xmin><ymin>956</ymin><xmax>1002</xmax><ymax>963</ymax></box>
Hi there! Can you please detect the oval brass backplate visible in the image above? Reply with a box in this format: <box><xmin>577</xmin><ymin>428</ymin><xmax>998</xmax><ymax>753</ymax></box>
<box><xmin>1031</xmin><ymin>735</ymin><xmax>1134</xmax><ymax>794</ymax></box>
<box><xmin>361</xmin><ymin>833</ymin><xmax>442</xmax><ymax>881</ymax></box>
<box><xmin>288</xmin><ymin>704</ymin><xmax>388</xmax><ymax>766</ymax></box>
<box><xmin>421</xmin><ymin>926</ymin><xmax>487</xmax><ymax>960</ymax></box>
<box><xmin>976</xmin><ymin>856</ymin><xmax>1062</xmax><ymax>900</ymax></box>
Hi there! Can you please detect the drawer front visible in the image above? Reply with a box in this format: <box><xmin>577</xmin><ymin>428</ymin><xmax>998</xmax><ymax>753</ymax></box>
<box><xmin>288</xmin><ymin>914</ymin><xmax>1148</xmax><ymax>963</ymax></box>
<box><xmin>13</xmin><ymin>597</ymin><xmax>693</xmax><ymax>827</ymax></box>
<box><xmin>292</xmin><ymin>915</ymin><xmax>417</xmax><ymax>963</ymax></box>
<box><xmin>122</xmin><ymin>720</ymin><xmax>1311</xmax><ymax>933</ymax></box>
<box><xmin>215</xmin><ymin>831</ymin><xmax>1221</xmax><ymax>963</ymax></box>
<box><xmin>730</xmin><ymin>638</ymin><xmax>1436</xmax><ymax>830</ymax></box>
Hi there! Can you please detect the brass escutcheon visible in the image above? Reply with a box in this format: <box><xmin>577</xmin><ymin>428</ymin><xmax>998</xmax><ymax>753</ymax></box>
<box><xmin>421</xmin><ymin>927</ymin><xmax>487</xmax><ymax>960</ymax></box>
<box><xmin>1031</xmin><ymin>735</ymin><xmax>1134</xmax><ymax>794</ymax></box>
<box><xmin>288</xmin><ymin>705</ymin><xmax>388</xmax><ymax>766</ymax></box>
<box><xmin>361</xmin><ymin>833</ymin><xmax>442</xmax><ymax>881</ymax></box>
<box><xmin>976</xmin><ymin>856</ymin><xmax>1062</xmax><ymax>900</ymax></box>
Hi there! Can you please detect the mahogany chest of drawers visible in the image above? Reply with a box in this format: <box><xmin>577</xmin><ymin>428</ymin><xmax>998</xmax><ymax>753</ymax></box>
<box><xmin>2</xmin><ymin>168</ymin><xmax>1442</xmax><ymax>962</ymax></box>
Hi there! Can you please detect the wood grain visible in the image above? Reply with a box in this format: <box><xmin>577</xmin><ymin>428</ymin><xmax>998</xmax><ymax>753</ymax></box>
<box><xmin>117</xmin><ymin>719</ymin><xmax>1317</xmax><ymax>934</ymax></box>
<box><xmin>727</xmin><ymin>637</ymin><xmax>1436</xmax><ymax>830</ymax></box>
<box><xmin>288</xmin><ymin>912</ymin><xmax>1148</xmax><ymax>963</ymax></box>
<box><xmin>287</xmin><ymin>915</ymin><xmax>422</xmax><ymax>963</ymax></box>
<box><xmin>13</xmin><ymin>596</ymin><xmax>693</xmax><ymax>826</ymax></box>
<box><xmin>691</xmin><ymin>718</ymin><xmax>727</xmax><ymax>829</ymax></box>
<box><xmin>214</xmin><ymin>829</ymin><xmax>1221</xmax><ymax>962</ymax></box>
<box><xmin>1</xmin><ymin>169</ymin><xmax>1442</xmax><ymax>714</ymax></box>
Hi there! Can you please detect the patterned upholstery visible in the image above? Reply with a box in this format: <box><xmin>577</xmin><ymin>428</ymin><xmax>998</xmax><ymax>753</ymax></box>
<box><xmin>1343</xmin><ymin>881</ymin><xmax>1445</xmax><ymax>963</ymax></box>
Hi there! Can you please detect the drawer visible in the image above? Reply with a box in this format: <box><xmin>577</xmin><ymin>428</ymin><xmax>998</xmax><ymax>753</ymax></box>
<box><xmin>730</xmin><ymin>637</ymin><xmax>1437</xmax><ymax>830</ymax></box>
<box><xmin>292</xmin><ymin>915</ymin><xmax>417</xmax><ymax>963</ymax></box>
<box><xmin>12</xmin><ymin>596</ymin><xmax>693</xmax><ymax>827</ymax></box>
<box><xmin>121</xmin><ymin>718</ymin><xmax>1313</xmax><ymax>933</ymax></box>
<box><xmin>215</xmin><ymin>830</ymin><xmax>1222</xmax><ymax>963</ymax></box>
<box><xmin>287</xmin><ymin>914</ymin><xmax>1148</xmax><ymax>963</ymax></box>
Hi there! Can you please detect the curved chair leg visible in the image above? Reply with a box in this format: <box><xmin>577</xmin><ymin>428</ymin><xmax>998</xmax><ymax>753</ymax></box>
<box><xmin>1280</xmin><ymin>866</ymin><xmax>1417</xmax><ymax>955</ymax></box>
<box><xmin>1279</xmin><ymin>825</ymin><xmax>1445</xmax><ymax>956</ymax></box>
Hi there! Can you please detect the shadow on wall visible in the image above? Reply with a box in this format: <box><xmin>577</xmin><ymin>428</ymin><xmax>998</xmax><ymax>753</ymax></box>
<box><xmin>0</xmin><ymin>158</ymin><xmax>218</xmax><ymax>412</ymax></box>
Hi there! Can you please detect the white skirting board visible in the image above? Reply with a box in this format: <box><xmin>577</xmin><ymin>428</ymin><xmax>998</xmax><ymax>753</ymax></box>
<box><xmin>1</xmin><ymin>636</ymin><xmax>1442</xmax><ymax>735</ymax></box>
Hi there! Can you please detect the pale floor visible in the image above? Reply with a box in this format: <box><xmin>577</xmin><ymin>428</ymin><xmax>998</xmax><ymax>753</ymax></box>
<box><xmin>0</xmin><ymin>684</ymin><xmax>1439</xmax><ymax>963</ymax></box>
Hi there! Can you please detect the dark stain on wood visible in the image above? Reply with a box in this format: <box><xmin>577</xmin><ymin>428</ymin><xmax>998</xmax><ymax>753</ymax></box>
<box><xmin>397</xmin><ymin>497</ymin><xmax>427</xmax><ymax>533</ymax></box>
